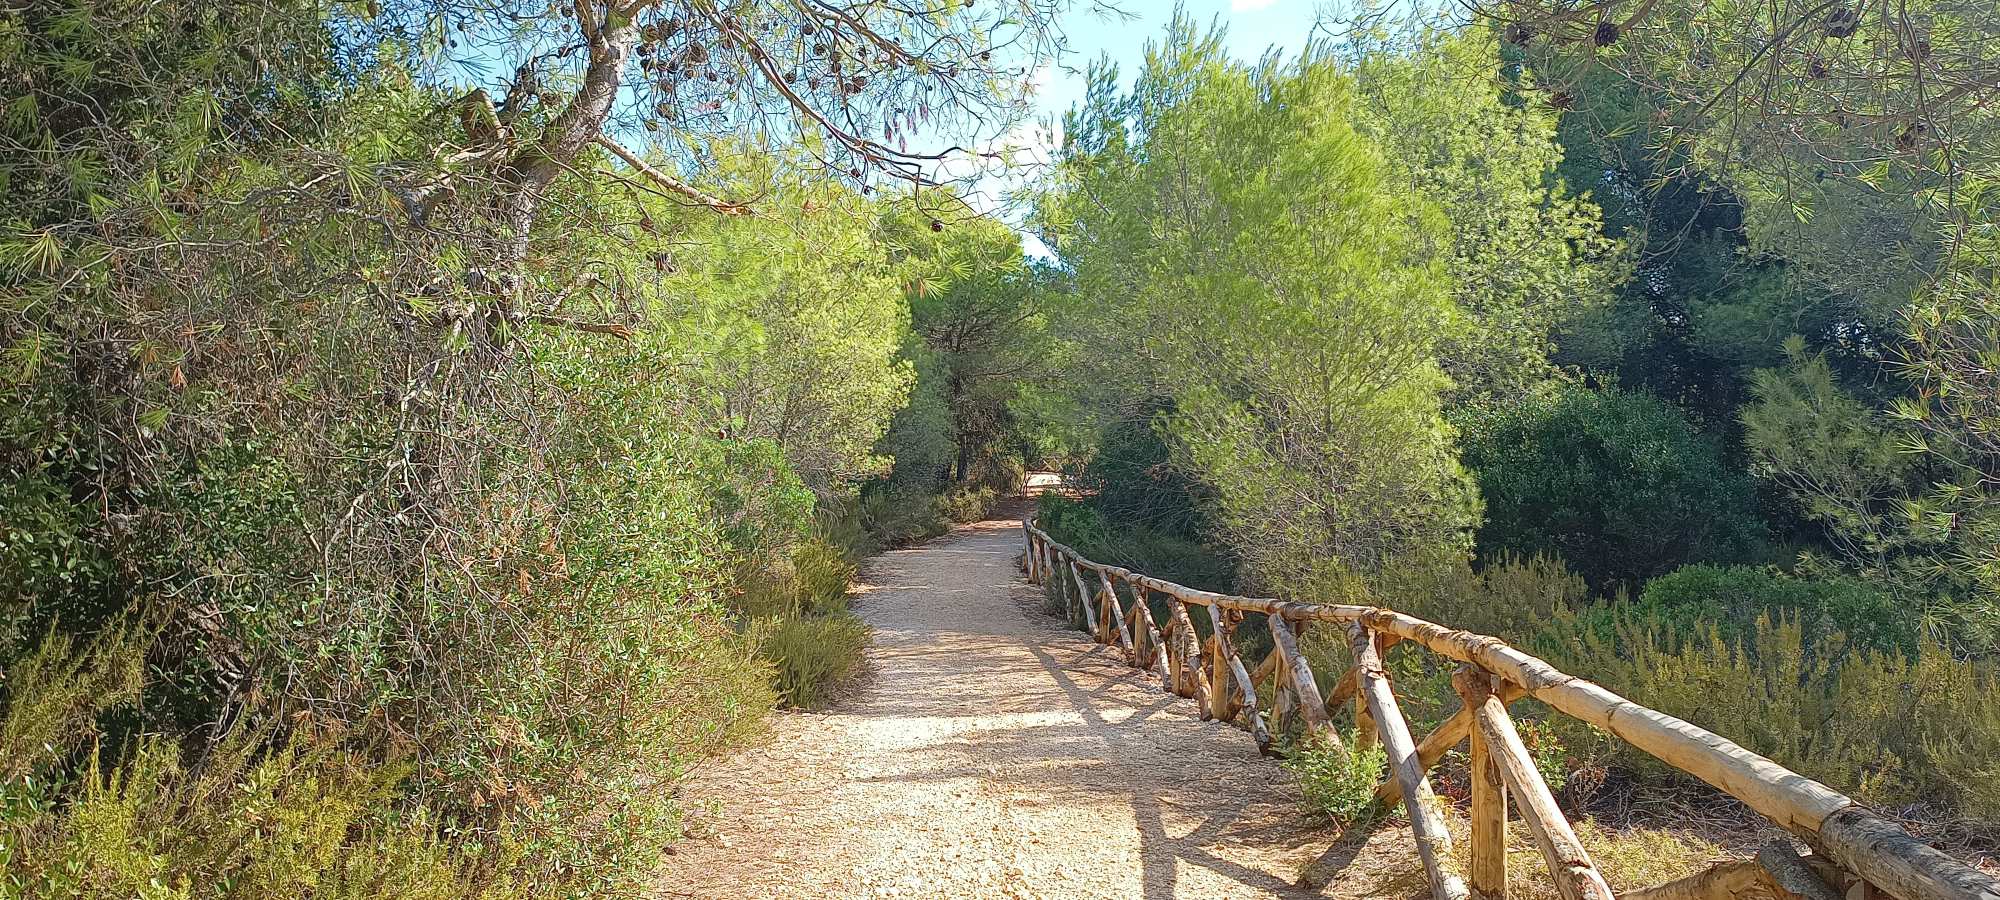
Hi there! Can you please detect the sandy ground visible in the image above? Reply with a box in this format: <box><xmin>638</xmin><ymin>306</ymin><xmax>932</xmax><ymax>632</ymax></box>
<box><xmin>650</xmin><ymin>491</ymin><xmax>1364</xmax><ymax>899</ymax></box>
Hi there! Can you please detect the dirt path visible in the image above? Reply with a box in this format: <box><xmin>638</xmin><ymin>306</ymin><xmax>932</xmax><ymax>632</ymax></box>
<box><xmin>651</xmin><ymin>490</ymin><xmax>1340</xmax><ymax>899</ymax></box>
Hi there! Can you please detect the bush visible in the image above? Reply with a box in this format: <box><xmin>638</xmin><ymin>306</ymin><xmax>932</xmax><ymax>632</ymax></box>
<box><xmin>1529</xmin><ymin>607</ymin><xmax>2000</xmax><ymax>815</ymax></box>
<box><xmin>856</xmin><ymin>482</ymin><xmax>950</xmax><ymax>550</ymax></box>
<box><xmin>1636</xmin><ymin>564</ymin><xmax>1912</xmax><ymax>654</ymax></box>
<box><xmin>1368</xmin><ymin>552</ymin><xmax>1592</xmax><ymax>644</ymax></box>
<box><xmin>1035</xmin><ymin>494</ymin><xmax>1235</xmax><ymax>593</ymax></box>
<box><xmin>1460</xmin><ymin>386</ymin><xmax>1771</xmax><ymax>589</ymax></box>
<box><xmin>1282</xmin><ymin>734</ymin><xmax>1388</xmax><ymax>826</ymax></box>
<box><xmin>0</xmin><ymin>630</ymin><xmax>525</xmax><ymax>900</ymax></box>
<box><xmin>792</xmin><ymin>537</ymin><xmax>858</xmax><ymax>616</ymax></box>
<box><xmin>757</xmin><ymin>614</ymin><xmax>870</xmax><ymax>710</ymax></box>
<box><xmin>1071</xmin><ymin>411</ymin><xmax>1214</xmax><ymax>539</ymax></box>
<box><xmin>938</xmin><ymin>484</ymin><xmax>1000</xmax><ymax>524</ymax></box>
<box><xmin>2</xmin><ymin>735</ymin><xmax>528</xmax><ymax>900</ymax></box>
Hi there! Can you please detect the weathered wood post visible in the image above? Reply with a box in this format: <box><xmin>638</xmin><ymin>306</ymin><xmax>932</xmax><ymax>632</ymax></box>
<box><xmin>1350</xmin><ymin>622</ymin><xmax>1468</xmax><ymax>900</ymax></box>
<box><xmin>1269</xmin><ymin>607</ymin><xmax>1340</xmax><ymax>748</ymax></box>
<box><xmin>1455</xmin><ymin>667</ymin><xmax>1509</xmax><ymax>900</ymax></box>
<box><xmin>1468</xmin><ymin>674</ymin><xmax>1613</xmax><ymax>900</ymax></box>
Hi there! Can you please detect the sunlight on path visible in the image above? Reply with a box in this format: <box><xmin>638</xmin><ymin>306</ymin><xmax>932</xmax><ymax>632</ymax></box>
<box><xmin>650</xmin><ymin>485</ymin><xmax>1351</xmax><ymax>899</ymax></box>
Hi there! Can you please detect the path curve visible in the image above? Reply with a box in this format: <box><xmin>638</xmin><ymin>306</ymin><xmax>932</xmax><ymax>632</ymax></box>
<box><xmin>652</xmin><ymin>488</ymin><xmax>1333</xmax><ymax>899</ymax></box>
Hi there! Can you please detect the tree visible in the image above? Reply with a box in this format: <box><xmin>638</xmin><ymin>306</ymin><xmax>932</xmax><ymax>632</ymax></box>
<box><xmin>1343</xmin><ymin>31</ymin><xmax>1624</xmax><ymax>404</ymax></box>
<box><xmin>1039</xmin><ymin>19</ymin><xmax>1476</xmax><ymax>592</ymax></box>
<box><xmin>1462</xmin><ymin>385</ymin><xmax>1771</xmax><ymax>589</ymax></box>
<box><xmin>883</xmin><ymin>204</ymin><xmax>1047</xmax><ymax>486</ymax></box>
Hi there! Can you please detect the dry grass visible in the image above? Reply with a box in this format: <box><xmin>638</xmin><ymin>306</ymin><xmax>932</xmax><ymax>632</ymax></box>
<box><xmin>1304</xmin><ymin>805</ymin><xmax>1729</xmax><ymax>899</ymax></box>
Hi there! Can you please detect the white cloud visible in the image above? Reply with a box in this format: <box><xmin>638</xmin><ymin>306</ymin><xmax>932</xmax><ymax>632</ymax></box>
<box><xmin>1231</xmin><ymin>0</ymin><xmax>1277</xmax><ymax>11</ymax></box>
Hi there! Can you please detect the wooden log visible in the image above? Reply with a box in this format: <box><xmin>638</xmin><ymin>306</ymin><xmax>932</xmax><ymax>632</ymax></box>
<box><xmin>1456</xmin><ymin>669</ymin><xmax>1507</xmax><ymax>900</ymax></box>
<box><xmin>1623</xmin><ymin>860</ymin><xmax>1776</xmax><ymax>900</ymax></box>
<box><xmin>1269</xmin><ymin>609</ymin><xmax>1340</xmax><ymax>747</ymax></box>
<box><xmin>1352</xmin><ymin>629</ymin><xmax>1380</xmax><ymax>751</ymax></box>
<box><xmin>1205</xmin><ymin>605</ymin><xmax>1239</xmax><ymax>722</ymax></box>
<box><xmin>1469</xmin><ymin>683</ymin><xmax>1613</xmax><ymax>900</ymax></box>
<box><xmin>1208</xmin><ymin>605</ymin><xmax>1271</xmax><ymax>751</ymax></box>
<box><xmin>1757</xmin><ymin>843</ymin><xmax>1843</xmax><ymax>900</ymax></box>
<box><xmin>1374</xmin><ymin>679</ymin><xmax>1528</xmax><ymax>809</ymax></box>
<box><xmin>1099</xmin><ymin>572</ymin><xmax>1137</xmax><ymax>660</ymax></box>
<box><xmin>1130</xmin><ymin>586</ymin><xmax>1174</xmax><ymax>690</ymax></box>
<box><xmin>1350</xmin><ymin>623</ymin><xmax>1468</xmax><ymax>900</ymax></box>
<box><xmin>1812</xmin><ymin>808</ymin><xmax>1999</xmax><ymax>900</ymax></box>
<box><xmin>1067</xmin><ymin>559</ymin><xmax>1099</xmax><ymax>636</ymax></box>
<box><xmin>1168</xmin><ymin>597</ymin><xmax>1212</xmax><ymax>712</ymax></box>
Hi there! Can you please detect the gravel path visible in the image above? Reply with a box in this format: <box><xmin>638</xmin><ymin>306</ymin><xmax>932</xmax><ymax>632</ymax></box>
<box><xmin>650</xmin><ymin>495</ymin><xmax>1337</xmax><ymax>899</ymax></box>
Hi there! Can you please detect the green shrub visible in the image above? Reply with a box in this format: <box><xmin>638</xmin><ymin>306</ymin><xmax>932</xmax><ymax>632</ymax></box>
<box><xmin>792</xmin><ymin>537</ymin><xmax>857</xmax><ymax>616</ymax></box>
<box><xmin>757</xmin><ymin>614</ymin><xmax>870</xmax><ymax>710</ymax></box>
<box><xmin>938</xmin><ymin>484</ymin><xmax>1000</xmax><ymax>524</ymax></box>
<box><xmin>1530</xmin><ymin>607</ymin><xmax>2000</xmax><ymax>814</ymax></box>
<box><xmin>0</xmin><ymin>624</ymin><xmax>145</xmax><ymax>782</ymax></box>
<box><xmin>1282</xmin><ymin>734</ymin><xmax>1387</xmax><ymax>826</ymax></box>
<box><xmin>1636</xmin><ymin>564</ymin><xmax>1912</xmax><ymax>654</ymax></box>
<box><xmin>856</xmin><ymin>482</ymin><xmax>950</xmax><ymax>549</ymax></box>
<box><xmin>1036</xmin><ymin>494</ymin><xmax>1235</xmax><ymax>593</ymax></box>
<box><xmin>1514</xmin><ymin>717</ymin><xmax>1571</xmax><ymax>795</ymax></box>
<box><xmin>1</xmin><ymin>734</ymin><xmax>527</xmax><ymax>900</ymax></box>
<box><xmin>1369</xmin><ymin>551</ymin><xmax>1592</xmax><ymax>644</ymax></box>
<box><xmin>1071</xmin><ymin>411</ymin><xmax>1215</xmax><ymax>539</ymax></box>
<box><xmin>1460</xmin><ymin>385</ymin><xmax>1771</xmax><ymax>589</ymax></box>
<box><xmin>0</xmin><ymin>630</ymin><xmax>537</xmax><ymax>899</ymax></box>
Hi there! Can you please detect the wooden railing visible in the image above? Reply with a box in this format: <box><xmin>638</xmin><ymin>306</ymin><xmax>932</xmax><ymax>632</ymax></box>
<box><xmin>1021</xmin><ymin>520</ymin><xmax>2000</xmax><ymax>900</ymax></box>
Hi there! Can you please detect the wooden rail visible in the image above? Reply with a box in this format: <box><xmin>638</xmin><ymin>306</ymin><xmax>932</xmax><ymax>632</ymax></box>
<box><xmin>1021</xmin><ymin>520</ymin><xmax>2000</xmax><ymax>900</ymax></box>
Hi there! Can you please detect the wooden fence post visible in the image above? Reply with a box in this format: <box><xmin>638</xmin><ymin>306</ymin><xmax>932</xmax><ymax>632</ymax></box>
<box><xmin>1067</xmin><ymin>559</ymin><xmax>1098</xmax><ymax>636</ymax></box>
<box><xmin>1455</xmin><ymin>667</ymin><xmax>1509</xmax><ymax>900</ymax></box>
<box><xmin>1350</xmin><ymin>623</ymin><xmax>1469</xmax><ymax>900</ymax></box>
<box><xmin>1352</xmin><ymin>629</ymin><xmax>1380</xmax><ymax>751</ymax></box>
<box><xmin>1269</xmin><ymin>609</ymin><xmax>1340</xmax><ymax>748</ymax></box>
<box><xmin>1469</xmin><ymin>680</ymin><xmax>1613</xmax><ymax>900</ymax></box>
<box><xmin>1208</xmin><ymin>605</ymin><xmax>1271</xmax><ymax>751</ymax></box>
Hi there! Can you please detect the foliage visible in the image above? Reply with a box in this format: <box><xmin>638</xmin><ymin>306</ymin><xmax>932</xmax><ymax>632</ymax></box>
<box><xmin>1637</xmin><ymin>564</ymin><xmax>1913</xmax><ymax>655</ymax></box>
<box><xmin>1042</xmin><ymin>20</ymin><xmax>1477</xmax><ymax>594</ymax></box>
<box><xmin>938</xmin><ymin>484</ymin><xmax>1001</xmax><ymax>525</ymax></box>
<box><xmin>663</xmin><ymin>153</ymin><xmax>917</xmax><ymax>494</ymax></box>
<box><xmin>1035</xmin><ymin>493</ymin><xmax>1235</xmax><ymax>594</ymax></box>
<box><xmin>1068</xmin><ymin>409</ymin><xmax>1215</xmax><ymax>540</ymax></box>
<box><xmin>1531</xmin><ymin>608</ymin><xmax>2000</xmax><ymax>815</ymax></box>
<box><xmin>881</xmin><ymin>206</ymin><xmax>1048</xmax><ymax>488</ymax></box>
<box><xmin>855</xmin><ymin>481</ymin><xmax>953</xmax><ymax>551</ymax></box>
<box><xmin>1461</xmin><ymin>385</ymin><xmax>1770</xmax><ymax>588</ymax></box>
<box><xmin>1744</xmin><ymin>340</ymin><xmax>1921</xmax><ymax>564</ymax></box>
<box><xmin>1282</xmin><ymin>733</ymin><xmax>1388</xmax><ymax>827</ymax></box>
<box><xmin>1367</xmin><ymin>552</ymin><xmax>1592</xmax><ymax>644</ymax></box>
<box><xmin>1344</xmin><ymin>31</ymin><xmax>1625</xmax><ymax>404</ymax></box>
<box><xmin>1897</xmin><ymin>266</ymin><xmax>2000</xmax><ymax>627</ymax></box>
<box><xmin>0</xmin><ymin>631</ymin><xmax>520</xmax><ymax>899</ymax></box>
<box><xmin>1497</xmin><ymin>0</ymin><xmax>1993</xmax><ymax>317</ymax></box>
<box><xmin>757</xmin><ymin>613</ymin><xmax>870</xmax><ymax>711</ymax></box>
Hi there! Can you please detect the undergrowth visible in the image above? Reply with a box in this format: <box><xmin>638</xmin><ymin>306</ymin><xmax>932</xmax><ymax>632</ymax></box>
<box><xmin>1281</xmin><ymin>734</ymin><xmax>1387</xmax><ymax>827</ymax></box>
<box><xmin>757</xmin><ymin>613</ymin><xmax>871</xmax><ymax>709</ymax></box>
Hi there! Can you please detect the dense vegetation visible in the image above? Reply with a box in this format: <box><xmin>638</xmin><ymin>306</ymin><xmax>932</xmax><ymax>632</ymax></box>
<box><xmin>5</xmin><ymin>0</ymin><xmax>1999</xmax><ymax>894</ymax></box>
<box><xmin>0</xmin><ymin>0</ymin><xmax>1052</xmax><ymax>894</ymax></box>
<box><xmin>1030</xmin><ymin>7</ymin><xmax>2000</xmax><ymax>835</ymax></box>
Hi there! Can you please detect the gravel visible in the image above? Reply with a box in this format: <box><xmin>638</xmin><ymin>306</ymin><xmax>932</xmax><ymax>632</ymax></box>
<box><xmin>651</xmin><ymin>500</ymin><xmax>1340</xmax><ymax>899</ymax></box>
